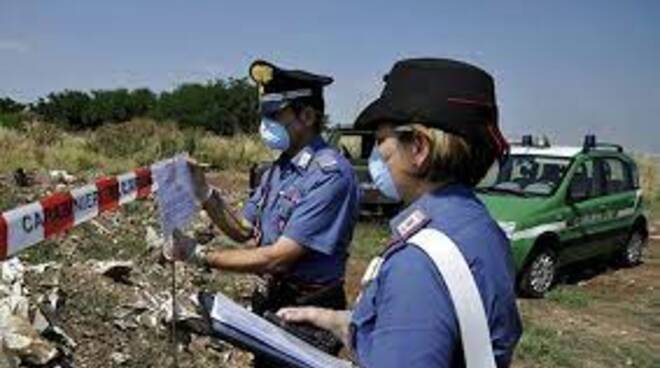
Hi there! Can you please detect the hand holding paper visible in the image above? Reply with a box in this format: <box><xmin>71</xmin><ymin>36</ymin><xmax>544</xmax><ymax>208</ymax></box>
<box><xmin>186</xmin><ymin>158</ymin><xmax>212</xmax><ymax>204</ymax></box>
<box><xmin>162</xmin><ymin>229</ymin><xmax>198</xmax><ymax>262</ymax></box>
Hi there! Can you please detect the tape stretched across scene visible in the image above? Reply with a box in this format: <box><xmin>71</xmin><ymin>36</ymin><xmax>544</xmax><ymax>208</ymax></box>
<box><xmin>0</xmin><ymin>164</ymin><xmax>156</xmax><ymax>260</ymax></box>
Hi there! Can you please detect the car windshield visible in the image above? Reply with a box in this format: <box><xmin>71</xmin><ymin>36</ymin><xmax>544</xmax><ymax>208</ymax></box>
<box><xmin>324</xmin><ymin>129</ymin><xmax>375</xmax><ymax>160</ymax></box>
<box><xmin>479</xmin><ymin>155</ymin><xmax>572</xmax><ymax>196</ymax></box>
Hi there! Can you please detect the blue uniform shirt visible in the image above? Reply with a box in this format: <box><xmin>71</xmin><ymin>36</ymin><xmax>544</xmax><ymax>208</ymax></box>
<box><xmin>351</xmin><ymin>184</ymin><xmax>522</xmax><ymax>368</ymax></box>
<box><xmin>243</xmin><ymin>136</ymin><xmax>361</xmax><ymax>284</ymax></box>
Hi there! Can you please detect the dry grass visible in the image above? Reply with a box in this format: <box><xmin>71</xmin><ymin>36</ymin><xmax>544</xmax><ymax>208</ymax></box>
<box><xmin>636</xmin><ymin>155</ymin><xmax>659</xmax><ymax>212</ymax></box>
<box><xmin>0</xmin><ymin>119</ymin><xmax>273</xmax><ymax>178</ymax></box>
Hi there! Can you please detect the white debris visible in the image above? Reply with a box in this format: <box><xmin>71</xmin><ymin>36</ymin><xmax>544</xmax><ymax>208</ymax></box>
<box><xmin>32</xmin><ymin>309</ymin><xmax>50</xmax><ymax>335</ymax></box>
<box><xmin>50</xmin><ymin>326</ymin><xmax>77</xmax><ymax>349</ymax></box>
<box><xmin>48</xmin><ymin>170</ymin><xmax>76</xmax><ymax>184</ymax></box>
<box><xmin>0</xmin><ymin>344</ymin><xmax>20</xmax><ymax>368</ymax></box>
<box><xmin>111</xmin><ymin>351</ymin><xmax>130</xmax><ymax>365</ymax></box>
<box><xmin>145</xmin><ymin>226</ymin><xmax>164</xmax><ymax>250</ymax></box>
<box><xmin>0</xmin><ymin>314</ymin><xmax>59</xmax><ymax>366</ymax></box>
<box><xmin>46</xmin><ymin>288</ymin><xmax>64</xmax><ymax>313</ymax></box>
<box><xmin>25</xmin><ymin>262</ymin><xmax>60</xmax><ymax>275</ymax></box>
<box><xmin>0</xmin><ymin>258</ymin><xmax>29</xmax><ymax>320</ymax></box>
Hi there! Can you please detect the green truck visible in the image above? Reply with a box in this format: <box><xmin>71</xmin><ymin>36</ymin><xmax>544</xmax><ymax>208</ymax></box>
<box><xmin>478</xmin><ymin>135</ymin><xmax>649</xmax><ymax>297</ymax></box>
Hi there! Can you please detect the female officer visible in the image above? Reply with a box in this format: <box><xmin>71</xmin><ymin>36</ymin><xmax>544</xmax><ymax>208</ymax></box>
<box><xmin>278</xmin><ymin>58</ymin><xmax>522</xmax><ymax>368</ymax></box>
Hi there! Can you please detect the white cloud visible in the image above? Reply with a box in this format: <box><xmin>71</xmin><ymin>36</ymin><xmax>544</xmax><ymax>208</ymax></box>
<box><xmin>0</xmin><ymin>40</ymin><xmax>30</xmax><ymax>53</ymax></box>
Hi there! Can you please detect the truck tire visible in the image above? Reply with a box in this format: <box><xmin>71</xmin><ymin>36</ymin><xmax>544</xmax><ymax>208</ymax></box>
<box><xmin>617</xmin><ymin>228</ymin><xmax>646</xmax><ymax>267</ymax></box>
<box><xmin>519</xmin><ymin>248</ymin><xmax>557</xmax><ymax>298</ymax></box>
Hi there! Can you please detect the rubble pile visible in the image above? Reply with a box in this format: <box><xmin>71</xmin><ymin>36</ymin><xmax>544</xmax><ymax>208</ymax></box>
<box><xmin>0</xmin><ymin>169</ymin><xmax>256</xmax><ymax>367</ymax></box>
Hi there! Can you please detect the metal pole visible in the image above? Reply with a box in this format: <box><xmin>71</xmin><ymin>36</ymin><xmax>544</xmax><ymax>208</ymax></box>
<box><xmin>171</xmin><ymin>260</ymin><xmax>179</xmax><ymax>368</ymax></box>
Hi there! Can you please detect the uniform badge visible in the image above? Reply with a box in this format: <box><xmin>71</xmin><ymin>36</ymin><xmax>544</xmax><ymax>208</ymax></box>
<box><xmin>396</xmin><ymin>209</ymin><xmax>430</xmax><ymax>239</ymax></box>
<box><xmin>250</xmin><ymin>63</ymin><xmax>274</xmax><ymax>85</ymax></box>
<box><xmin>297</xmin><ymin>151</ymin><xmax>313</xmax><ymax>169</ymax></box>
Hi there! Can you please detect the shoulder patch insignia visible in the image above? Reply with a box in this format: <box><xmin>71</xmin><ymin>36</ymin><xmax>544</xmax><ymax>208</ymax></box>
<box><xmin>315</xmin><ymin>153</ymin><xmax>339</xmax><ymax>172</ymax></box>
<box><xmin>396</xmin><ymin>209</ymin><xmax>430</xmax><ymax>240</ymax></box>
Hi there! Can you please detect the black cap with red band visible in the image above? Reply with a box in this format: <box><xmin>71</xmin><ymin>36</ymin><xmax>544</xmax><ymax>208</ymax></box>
<box><xmin>354</xmin><ymin>58</ymin><xmax>509</xmax><ymax>159</ymax></box>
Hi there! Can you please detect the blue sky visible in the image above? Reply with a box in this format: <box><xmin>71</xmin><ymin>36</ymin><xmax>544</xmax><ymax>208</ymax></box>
<box><xmin>1</xmin><ymin>1</ymin><xmax>659</xmax><ymax>153</ymax></box>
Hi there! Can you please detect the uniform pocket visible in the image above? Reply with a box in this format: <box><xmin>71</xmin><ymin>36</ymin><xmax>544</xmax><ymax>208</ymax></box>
<box><xmin>275</xmin><ymin>187</ymin><xmax>302</xmax><ymax>230</ymax></box>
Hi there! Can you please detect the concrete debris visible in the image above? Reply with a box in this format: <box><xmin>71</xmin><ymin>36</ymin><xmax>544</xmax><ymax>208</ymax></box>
<box><xmin>145</xmin><ymin>226</ymin><xmax>164</xmax><ymax>250</ymax></box>
<box><xmin>0</xmin><ymin>258</ymin><xmax>25</xmax><ymax>286</ymax></box>
<box><xmin>91</xmin><ymin>260</ymin><xmax>134</xmax><ymax>283</ymax></box>
<box><xmin>113</xmin><ymin>318</ymin><xmax>139</xmax><ymax>331</ymax></box>
<box><xmin>32</xmin><ymin>308</ymin><xmax>50</xmax><ymax>335</ymax></box>
<box><xmin>0</xmin><ymin>314</ymin><xmax>60</xmax><ymax>366</ymax></box>
<box><xmin>1</xmin><ymin>257</ymin><xmax>74</xmax><ymax>367</ymax></box>
<box><xmin>111</xmin><ymin>351</ymin><xmax>130</xmax><ymax>365</ymax></box>
<box><xmin>90</xmin><ymin>219</ymin><xmax>112</xmax><ymax>235</ymax></box>
<box><xmin>47</xmin><ymin>326</ymin><xmax>77</xmax><ymax>349</ymax></box>
<box><xmin>0</xmin><ymin>258</ymin><xmax>30</xmax><ymax>320</ymax></box>
<box><xmin>39</xmin><ymin>287</ymin><xmax>65</xmax><ymax>313</ymax></box>
<box><xmin>111</xmin><ymin>289</ymin><xmax>202</xmax><ymax>334</ymax></box>
<box><xmin>26</xmin><ymin>262</ymin><xmax>61</xmax><ymax>275</ymax></box>
<box><xmin>48</xmin><ymin>170</ymin><xmax>76</xmax><ymax>184</ymax></box>
<box><xmin>0</xmin><ymin>345</ymin><xmax>20</xmax><ymax>368</ymax></box>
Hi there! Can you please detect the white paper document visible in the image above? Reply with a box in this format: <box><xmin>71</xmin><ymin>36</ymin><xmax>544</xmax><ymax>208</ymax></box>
<box><xmin>211</xmin><ymin>292</ymin><xmax>353</xmax><ymax>368</ymax></box>
<box><xmin>151</xmin><ymin>154</ymin><xmax>198</xmax><ymax>236</ymax></box>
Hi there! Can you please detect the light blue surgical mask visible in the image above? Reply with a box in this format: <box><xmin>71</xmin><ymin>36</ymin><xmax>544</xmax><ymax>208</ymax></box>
<box><xmin>259</xmin><ymin>118</ymin><xmax>291</xmax><ymax>151</ymax></box>
<box><xmin>368</xmin><ymin>147</ymin><xmax>401</xmax><ymax>201</ymax></box>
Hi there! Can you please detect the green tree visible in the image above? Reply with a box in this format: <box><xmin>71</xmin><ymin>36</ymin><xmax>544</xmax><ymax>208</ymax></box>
<box><xmin>155</xmin><ymin>78</ymin><xmax>258</xmax><ymax>135</ymax></box>
<box><xmin>33</xmin><ymin>90</ymin><xmax>94</xmax><ymax>129</ymax></box>
<box><xmin>0</xmin><ymin>97</ymin><xmax>25</xmax><ymax>113</ymax></box>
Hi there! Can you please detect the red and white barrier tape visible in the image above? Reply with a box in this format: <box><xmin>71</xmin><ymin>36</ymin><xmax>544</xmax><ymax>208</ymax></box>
<box><xmin>0</xmin><ymin>166</ymin><xmax>157</xmax><ymax>260</ymax></box>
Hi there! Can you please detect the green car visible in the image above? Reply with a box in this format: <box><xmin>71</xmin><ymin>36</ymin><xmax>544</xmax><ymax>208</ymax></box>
<box><xmin>478</xmin><ymin>135</ymin><xmax>649</xmax><ymax>297</ymax></box>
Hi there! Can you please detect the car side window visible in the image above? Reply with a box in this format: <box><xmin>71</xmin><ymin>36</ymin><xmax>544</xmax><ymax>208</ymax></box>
<box><xmin>569</xmin><ymin>159</ymin><xmax>600</xmax><ymax>200</ymax></box>
<box><xmin>599</xmin><ymin>157</ymin><xmax>634</xmax><ymax>194</ymax></box>
<box><xmin>338</xmin><ymin>134</ymin><xmax>374</xmax><ymax>160</ymax></box>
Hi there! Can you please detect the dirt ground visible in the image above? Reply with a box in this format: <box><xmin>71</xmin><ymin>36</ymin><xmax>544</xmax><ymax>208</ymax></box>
<box><xmin>3</xmin><ymin>170</ymin><xmax>659</xmax><ymax>367</ymax></box>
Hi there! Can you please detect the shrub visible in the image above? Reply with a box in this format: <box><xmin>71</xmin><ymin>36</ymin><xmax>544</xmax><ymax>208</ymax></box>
<box><xmin>26</xmin><ymin>78</ymin><xmax>258</xmax><ymax>134</ymax></box>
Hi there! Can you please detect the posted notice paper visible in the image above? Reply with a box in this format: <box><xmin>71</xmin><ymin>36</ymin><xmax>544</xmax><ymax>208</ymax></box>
<box><xmin>152</xmin><ymin>154</ymin><xmax>198</xmax><ymax>236</ymax></box>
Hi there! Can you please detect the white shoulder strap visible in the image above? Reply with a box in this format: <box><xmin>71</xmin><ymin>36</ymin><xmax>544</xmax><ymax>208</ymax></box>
<box><xmin>408</xmin><ymin>228</ymin><xmax>496</xmax><ymax>368</ymax></box>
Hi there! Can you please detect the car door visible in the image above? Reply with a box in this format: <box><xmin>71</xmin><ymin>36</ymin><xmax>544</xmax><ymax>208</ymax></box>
<box><xmin>589</xmin><ymin>156</ymin><xmax>638</xmax><ymax>255</ymax></box>
<box><xmin>563</xmin><ymin>158</ymin><xmax>605</xmax><ymax>264</ymax></box>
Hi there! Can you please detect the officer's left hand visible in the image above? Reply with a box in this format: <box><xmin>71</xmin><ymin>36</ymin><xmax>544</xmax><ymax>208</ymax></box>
<box><xmin>277</xmin><ymin>307</ymin><xmax>352</xmax><ymax>345</ymax></box>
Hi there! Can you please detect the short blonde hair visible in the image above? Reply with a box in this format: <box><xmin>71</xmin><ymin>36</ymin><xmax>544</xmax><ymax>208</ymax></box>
<box><xmin>399</xmin><ymin>124</ymin><xmax>496</xmax><ymax>187</ymax></box>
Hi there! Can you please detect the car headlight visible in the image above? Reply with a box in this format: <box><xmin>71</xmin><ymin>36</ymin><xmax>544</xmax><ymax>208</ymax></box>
<box><xmin>498</xmin><ymin>221</ymin><xmax>517</xmax><ymax>240</ymax></box>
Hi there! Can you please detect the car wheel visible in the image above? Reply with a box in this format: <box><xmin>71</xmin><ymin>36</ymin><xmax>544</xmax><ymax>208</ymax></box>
<box><xmin>618</xmin><ymin>229</ymin><xmax>646</xmax><ymax>267</ymax></box>
<box><xmin>519</xmin><ymin>248</ymin><xmax>557</xmax><ymax>298</ymax></box>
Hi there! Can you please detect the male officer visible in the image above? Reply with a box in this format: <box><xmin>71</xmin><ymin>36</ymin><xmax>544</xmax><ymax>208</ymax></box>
<box><xmin>173</xmin><ymin>60</ymin><xmax>361</xmax><ymax>367</ymax></box>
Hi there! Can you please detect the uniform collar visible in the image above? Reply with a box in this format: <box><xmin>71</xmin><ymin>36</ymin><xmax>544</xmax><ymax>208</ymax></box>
<box><xmin>288</xmin><ymin>136</ymin><xmax>327</xmax><ymax>171</ymax></box>
<box><xmin>389</xmin><ymin>184</ymin><xmax>472</xmax><ymax>240</ymax></box>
